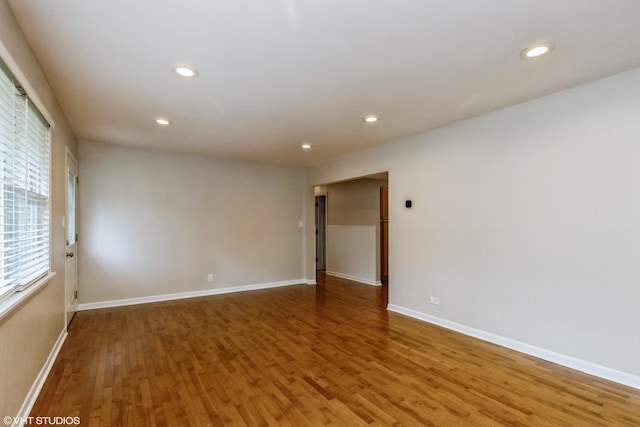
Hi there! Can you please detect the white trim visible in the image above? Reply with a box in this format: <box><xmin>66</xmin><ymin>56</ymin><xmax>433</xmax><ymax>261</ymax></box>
<box><xmin>326</xmin><ymin>271</ymin><xmax>381</xmax><ymax>286</ymax></box>
<box><xmin>78</xmin><ymin>279</ymin><xmax>306</xmax><ymax>311</ymax></box>
<box><xmin>325</xmin><ymin>224</ymin><xmax>376</xmax><ymax>228</ymax></box>
<box><xmin>64</xmin><ymin>148</ymin><xmax>79</xmax><ymax>327</ymax></box>
<box><xmin>0</xmin><ymin>40</ymin><xmax>55</xmax><ymax>128</ymax></box>
<box><xmin>0</xmin><ymin>272</ymin><xmax>56</xmax><ymax>322</ymax></box>
<box><xmin>14</xmin><ymin>328</ymin><xmax>67</xmax><ymax>426</ymax></box>
<box><xmin>65</xmin><ymin>146</ymin><xmax>78</xmax><ymax>164</ymax></box>
<box><xmin>387</xmin><ymin>304</ymin><xmax>640</xmax><ymax>391</ymax></box>
<box><xmin>303</xmin><ymin>279</ymin><xmax>317</xmax><ymax>285</ymax></box>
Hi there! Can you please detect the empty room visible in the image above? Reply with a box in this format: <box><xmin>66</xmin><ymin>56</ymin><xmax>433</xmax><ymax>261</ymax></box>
<box><xmin>1</xmin><ymin>1</ymin><xmax>639</xmax><ymax>425</ymax></box>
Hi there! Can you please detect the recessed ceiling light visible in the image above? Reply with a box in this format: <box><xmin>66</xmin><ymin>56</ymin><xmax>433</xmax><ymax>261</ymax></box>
<box><xmin>301</xmin><ymin>143</ymin><xmax>313</xmax><ymax>150</ymax></box>
<box><xmin>364</xmin><ymin>116</ymin><xmax>379</xmax><ymax>123</ymax></box>
<box><xmin>173</xmin><ymin>65</ymin><xmax>199</xmax><ymax>78</ymax></box>
<box><xmin>521</xmin><ymin>42</ymin><xmax>555</xmax><ymax>59</ymax></box>
<box><xmin>155</xmin><ymin>118</ymin><xmax>172</xmax><ymax>125</ymax></box>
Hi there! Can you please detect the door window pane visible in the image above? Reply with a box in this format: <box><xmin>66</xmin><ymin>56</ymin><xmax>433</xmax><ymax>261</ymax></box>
<box><xmin>67</xmin><ymin>171</ymin><xmax>75</xmax><ymax>245</ymax></box>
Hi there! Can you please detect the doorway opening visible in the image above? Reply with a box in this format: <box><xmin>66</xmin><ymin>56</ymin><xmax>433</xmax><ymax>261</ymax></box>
<box><xmin>315</xmin><ymin>194</ymin><xmax>326</xmax><ymax>271</ymax></box>
<box><xmin>380</xmin><ymin>185</ymin><xmax>389</xmax><ymax>284</ymax></box>
<box><xmin>313</xmin><ymin>172</ymin><xmax>389</xmax><ymax>287</ymax></box>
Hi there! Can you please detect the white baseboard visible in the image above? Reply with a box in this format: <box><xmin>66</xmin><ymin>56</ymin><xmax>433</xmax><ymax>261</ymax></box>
<box><xmin>303</xmin><ymin>279</ymin><xmax>317</xmax><ymax>285</ymax></box>
<box><xmin>78</xmin><ymin>279</ymin><xmax>306</xmax><ymax>311</ymax></box>
<box><xmin>14</xmin><ymin>328</ymin><xmax>67</xmax><ymax>425</ymax></box>
<box><xmin>387</xmin><ymin>304</ymin><xmax>640</xmax><ymax>391</ymax></box>
<box><xmin>326</xmin><ymin>271</ymin><xmax>381</xmax><ymax>286</ymax></box>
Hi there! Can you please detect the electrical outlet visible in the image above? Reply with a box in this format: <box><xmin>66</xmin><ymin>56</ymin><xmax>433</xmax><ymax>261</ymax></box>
<box><xmin>430</xmin><ymin>296</ymin><xmax>440</xmax><ymax>305</ymax></box>
<box><xmin>207</xmin><ymin>274</ymin><xmax>213</xmax><ymax>283</ymax></box>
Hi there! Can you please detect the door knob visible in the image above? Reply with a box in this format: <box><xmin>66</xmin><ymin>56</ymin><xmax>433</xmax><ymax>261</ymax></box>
<box><xmin>66</xmin><ymin>252</ymin><xmax>74</xmax><ymax>258</ymax></box>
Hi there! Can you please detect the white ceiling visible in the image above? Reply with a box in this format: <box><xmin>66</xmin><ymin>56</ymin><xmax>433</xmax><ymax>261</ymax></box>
<box><xmin>8</xmin><ymin>0</ymin><xmax>640</xmax><ymax>166</ymax></box>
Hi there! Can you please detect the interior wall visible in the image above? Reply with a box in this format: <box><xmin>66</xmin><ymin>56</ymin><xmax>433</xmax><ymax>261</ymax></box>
<box><xmin>78</xmin><ymin>140</ymin><xmax>305</xmax><ymax>305</ymax></box>
<box><xmin>327</xmin><ymin>179</ymin><xmax>386</xmax><ymax>226</ymax></box>
<box><xmin>325</xmin><ymin>179</ymin><xmax>387</xmax><ymax>283</ymax></box>
<box><xmin>0</xmin><ymin>0</ymin><xmax>77</xmax><ymax>418</ymax></box>
<box><xmin>305</xmin><ymin>67</ymin><xmax>640</xmax><ymax>380</ymax></box>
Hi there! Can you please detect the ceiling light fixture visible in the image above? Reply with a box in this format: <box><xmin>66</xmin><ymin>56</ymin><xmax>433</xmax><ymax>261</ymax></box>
<box><xmin>521</xmin><ymin>42</ymin><xmax>555</xmax><ymax>59</ymax></box>
<box><xmin>173</xmin><ymin>65</ymin><xmax>199</xmax><ymax>78</ymax></box>
<box><xmin>155</xmin><ymin>118</ymin><xmax>172</xmax><ymax>125</ymax></box>
<box><xmin>364</xmin><ymin>116</ymin><xmax>379</xmax><ymax>123</ymax></box>
<box><xmin>301</xmin><ymin>143</ymin><xmax>313</xmax><ymax>150</ymax></box>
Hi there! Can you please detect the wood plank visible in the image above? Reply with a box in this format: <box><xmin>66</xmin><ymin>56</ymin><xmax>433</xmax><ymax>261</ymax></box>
<box><xmin>30</xmin><ymin>273</ymin><xmax>640</xmax><ymax>425</ymax></box>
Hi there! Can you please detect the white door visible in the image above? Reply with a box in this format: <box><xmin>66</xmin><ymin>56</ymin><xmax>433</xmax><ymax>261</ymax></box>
<box><xmin>65</xmin><ymin>149</ymin><xmax>78</xmax><ymax>326</ymax></box>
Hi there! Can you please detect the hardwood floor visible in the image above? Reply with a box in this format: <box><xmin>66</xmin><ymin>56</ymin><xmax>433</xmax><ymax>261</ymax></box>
<box><xmin>32</xmin><ymin>273</ymin><xmax>640</xmax><ymax>426</ymax></box>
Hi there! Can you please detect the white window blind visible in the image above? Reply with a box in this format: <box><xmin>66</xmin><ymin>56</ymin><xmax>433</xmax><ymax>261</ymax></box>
<box><xmin>0</xmin><ymin>60</ymin><xmax>51</xmax><ymax>300</ymax></box>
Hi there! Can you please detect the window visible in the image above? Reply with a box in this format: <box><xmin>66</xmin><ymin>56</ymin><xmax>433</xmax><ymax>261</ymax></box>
<box><xmin>0</xmin><ymin>59</ymin><xmax>51</xmax><ymax>301</ymax></box>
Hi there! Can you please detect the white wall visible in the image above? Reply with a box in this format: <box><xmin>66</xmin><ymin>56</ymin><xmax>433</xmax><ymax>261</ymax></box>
<box><xmin>326</xmin><ymin>178</ymin><xmax>386</xmax><ymax>226</ymax></box>
<box><xmin>306</xmin><ymin>68</ymin><xmax>640</xmax><ymax>382</ymax></box>
<box><xmin>78</xmin><ymin>140</ymin><xmax>305</xmax><ymax>305</ymax></box>
<box><xmin>0</xmin><ymin>0</ymin><xmax>77</xmax><ymax>418</ymax></box>
<box><xmin>326</xmin><ymin>225</ymin><xmax>378</xmax><ymax>285</ymax></box>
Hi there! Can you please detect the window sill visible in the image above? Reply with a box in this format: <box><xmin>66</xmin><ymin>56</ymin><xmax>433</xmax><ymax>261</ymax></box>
<box><xmin>0</xmin><ymin>271</ymin><xmax>56</xmax><ymax>323</ymax></box>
